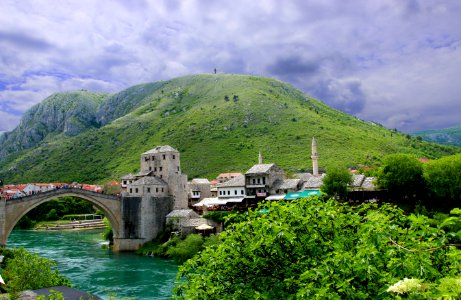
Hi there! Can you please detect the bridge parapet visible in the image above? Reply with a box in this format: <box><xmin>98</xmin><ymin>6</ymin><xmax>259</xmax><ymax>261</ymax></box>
<box><xmin>7</xmin><ymin>188</ymin><xmax>120</xmax><ymax>204</ymax></box>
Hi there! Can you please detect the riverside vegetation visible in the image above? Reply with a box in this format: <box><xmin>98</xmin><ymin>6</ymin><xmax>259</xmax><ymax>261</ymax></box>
<box><xmin>0</xmin><ymin>74</ymin><xmax>459</xmax><ymax>184</ymax></box>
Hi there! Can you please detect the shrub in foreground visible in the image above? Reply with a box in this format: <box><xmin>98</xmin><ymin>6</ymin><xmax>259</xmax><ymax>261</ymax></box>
<box><xmin>175</xmin><ymin>198</ymin><xmax>461</xmax><ymax>299</ymax></box>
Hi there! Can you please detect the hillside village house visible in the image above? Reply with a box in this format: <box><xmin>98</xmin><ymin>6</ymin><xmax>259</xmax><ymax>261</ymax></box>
<box><xmin>216</xmin><ymin>173</ymin><xmax>242</xmax><ymax>183</ymax></box>
<box><xmin>187</xmin><ymin>178</ymin><xmax>212</xmax><ymax>207</ymax></box>
<box><xmin>192</xmin><ymin>138</ymin><xmax>377</xmax><ymax>211</ymax></box>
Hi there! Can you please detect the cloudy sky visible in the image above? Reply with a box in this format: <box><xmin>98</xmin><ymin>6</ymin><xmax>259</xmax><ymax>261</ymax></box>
<box><xmin>1</xmin><ymin>0</ymin><xmax>460</xmax><ymax>133</ymax></box>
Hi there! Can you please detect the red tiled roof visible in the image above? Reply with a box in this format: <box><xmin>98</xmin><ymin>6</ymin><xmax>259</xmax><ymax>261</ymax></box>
<box><xmin>217</xmin><ymin>173</ymin><xmax>242</xmax><ymax>178</ymax></box>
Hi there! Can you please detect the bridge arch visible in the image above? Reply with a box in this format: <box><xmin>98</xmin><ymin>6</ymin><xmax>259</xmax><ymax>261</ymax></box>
<box><xmin>0</xmin><ymin>189</ymin><xmax>121</xmax><ymax>247</ymax></box>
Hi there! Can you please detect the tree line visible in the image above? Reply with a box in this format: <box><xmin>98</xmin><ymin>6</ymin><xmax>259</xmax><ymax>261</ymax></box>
<box><xmin>322</xmin><ymin>153</ymin><xmax>461</xmax><ymax>210</ymax></box>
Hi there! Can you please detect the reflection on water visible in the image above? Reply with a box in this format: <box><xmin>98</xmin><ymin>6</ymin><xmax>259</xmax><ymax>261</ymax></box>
<box><xmin>8</xmin><ymin>229</ymin><xmax>178</xmax><ymax>300</ymax></box>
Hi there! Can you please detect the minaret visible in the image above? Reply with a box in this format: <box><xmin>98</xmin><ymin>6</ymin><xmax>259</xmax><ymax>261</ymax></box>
<box><xmin>258</xmin><ymin>151</ymin><xmax>263</xmax><ymax>164</ymax></box>
<box><xmin>311</xmin><ymin>137</ymin><xmax>319</xmax><ymax>176</ymax></box>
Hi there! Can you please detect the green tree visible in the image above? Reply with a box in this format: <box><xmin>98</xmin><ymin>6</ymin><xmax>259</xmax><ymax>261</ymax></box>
<box><xmin>321</xmin><ymin>166</ymin><xmax>353</xmax><ymax>199</ymax></box>
<box><xmin>424</xmin><ymin>153</ymin><xmax>461</xmax><ymax>207</ymax></box>
<box><xmin>376</xmin><ymin>153</ymin><xmax>426</xmax><ymax>203</ymax></box>
<box><xmin>1</xmin><ymin>248</ymin><xmax>71</xmax><ymax>298</ymax></box>
<box><xmin>175</xmin><ymin>198</ymin><xmax>461</xmax><ymax>299</ymax></box>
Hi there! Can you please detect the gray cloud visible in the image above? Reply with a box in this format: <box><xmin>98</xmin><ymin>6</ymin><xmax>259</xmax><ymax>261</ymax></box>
<box><xmin>0</xmin><ymin>30</ymin><xmax>52</xmax><ymax>50</ymax></box>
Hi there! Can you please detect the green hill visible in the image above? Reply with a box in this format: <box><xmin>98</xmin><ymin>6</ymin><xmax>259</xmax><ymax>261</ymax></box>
<box><xmin>0</xmin><ymin>74</ymin><xmax>459</xmax><ymax>183</ymax></box>
<box><xmin>413</xmin><ymin>125</ymin><xmax>461</xmax><ymax>147</ymax></box>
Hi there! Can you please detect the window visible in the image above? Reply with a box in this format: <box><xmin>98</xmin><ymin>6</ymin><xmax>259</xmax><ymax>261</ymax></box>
<box><xmin>241</xmin><ymin>190</ymin><xmax>244</xmax><ymax>195</ymax></box>
<box><xmin>123</xmin><ymin>180</ymin><xmax>127</xmax><ymax>185</ymax></box>
<box><xmin>144</xmin><ymin>157</ymin><xmax>149</xmax><ymax>161</ymax></box>
<box><xmin>160</xmin><ymin>175</ymin><xmax>162</xmax><ymax>178</ymax></box>
<box><xmin>161</xmin><ymin>188</ymin><xmax>164</xmax><ymax>192</ymax></box>
<box><xmin>156</xmin><ymin>188</ymin><xmax>158</xmax><ymax>192</ymax></box>
<box><xmin>159</xmin><ymin>167</ymin><xmax>163</xmax><ymax>171</ymax></box>
<box><xmin>234</xmin><ymin>190</ymin><xmax>237</xmax><ymax>195</ymax></box>
<box><xmin>263</xmin><ymin>177</ymin><xmax>266</xmax><ymax>184</ymax></box>
<box><xmin>173</xmin><ymin>154</ymin><xmax>176</xmax><ymax>159</ymax></box>
<box><xmin>227</xmin><ymin>191</ymin><xmax>230</xmax><ymax>195</ymax></box>
<box><xmin>147</xmin><ymin>188</ymin><xmax>151</xmax><ymax>193</ymax></box>
<box><xmin>163</xmin><ymin>154</ymin><xmax>166</xmax><ymax>160</ymax></box>
<box><xmin>154</xmin><ymin>167</ymin><xmax>157</xmax><ymax>172</ymax></box>
<box><xmin>257</xmin><ymin>178</ymin><xmax>261</xmax><ymax>184</ymax></box>
<box><xmin>252</xmin><ymin>178</ymin><xmax>256</xmax><ymax>184</ymax></box>
<box><xmin>135</xmin><ymin>188</ymin><xmax>139</xmax><ymax>193</ymax></box>
<box><xmin>129</xmin><ymin>188</ymin><xmax>132</xmax><ymax>193</ymax></box>
<box><xmin>152</xmin><ymin>156</ymin><xmax>155</xmax><ymax>160</ymax></box>
<box><xmin>177</xmin><ymin>166</ymin><xmax>180</xmax><ymax>171</ymax></box>
<box><xmin>149</xmin><ymin>167</ymin><xmax>152</xmax><ymax>170</ymax></box>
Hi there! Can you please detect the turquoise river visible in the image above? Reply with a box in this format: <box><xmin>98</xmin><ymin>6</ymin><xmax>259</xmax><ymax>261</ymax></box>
<box><xmin>8</xmin><ymin>229</ymin><xmax>178</xmax><ymax>299</ymax></box>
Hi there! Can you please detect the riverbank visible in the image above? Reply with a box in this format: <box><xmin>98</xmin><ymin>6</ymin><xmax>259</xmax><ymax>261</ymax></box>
<box><xmin>34</xmin><ymin>219</ymin><xmax>106</xmax><ymax>231</ymax></box>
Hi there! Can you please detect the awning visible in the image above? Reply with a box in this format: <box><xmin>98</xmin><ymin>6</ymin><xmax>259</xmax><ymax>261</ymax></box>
<box><xmin>225</xmin><ymin>197</ymin><xmax>244</xmax><ymax>203</ymax></box>
<box><xmin>265</xmin><ymin>194</ymin><xmax>286</xmax><ymax>201</ymax></box>
<box><xmin>193</xmin><ymin>197</ymin><xmax>227</xmax><ymax>207</ymax></box>
<box><xmin>284</xmin><ymin>190</ymin><xmax>321</xmax><ymax>200</ymax></box>
<box><xmin>193</xmin><ymin>197</ymin><xmax>244</xmax><ymax>207</ymax></box>
<box><xmin>196</xmin><ymin>224</ymin><xmax>214</xmax><ymax>230</ymax></box>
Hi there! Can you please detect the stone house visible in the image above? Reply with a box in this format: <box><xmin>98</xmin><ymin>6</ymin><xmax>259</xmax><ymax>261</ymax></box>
<box><xmin>245</xmin><ymin>163</ymin><xmax>285</xmax><ymax>198</ymax></box>
<box><xmin>217</xmin><ymin>174</ymin><xmax>246</xmax><ymax>198</ymax></box>
<box><xmin>187</xmin><ymin>178</ymin><xmax>212</xmax><ymax>207</ymax></box>
<box><xmin>127</xmin><ymin>176</ymin><xmax>168</xmax><ymax>197</ymax></box>
<box><xmin>272</xmin><ymin>178</ymin><xmax>302</xmax><ymax>194</ymax></box>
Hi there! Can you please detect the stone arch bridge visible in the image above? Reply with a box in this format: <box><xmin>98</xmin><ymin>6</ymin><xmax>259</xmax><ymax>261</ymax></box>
<box><xmin>0</xmin><ymin>188</ymin><xmax>173</xmax><ymax>251</ymax></box>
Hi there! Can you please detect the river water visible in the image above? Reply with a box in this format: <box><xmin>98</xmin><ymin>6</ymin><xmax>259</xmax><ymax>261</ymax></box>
<box><xmin>8</xmin><ymin>229</ymin><xmax>178</xmax><ymax>299</ymax></box>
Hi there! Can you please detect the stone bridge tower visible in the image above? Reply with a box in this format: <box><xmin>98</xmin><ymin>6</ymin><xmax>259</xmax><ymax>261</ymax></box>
<box><xmin>116</xmin><ymin>145</ymin><xmax>188</xmax><ymax>251</ymax></box>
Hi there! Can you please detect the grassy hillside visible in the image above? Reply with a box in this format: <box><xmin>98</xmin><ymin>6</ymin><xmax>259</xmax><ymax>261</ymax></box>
<box><xmin>0</xmin><ymin>74</ymin><xmax>459</xmax><ymax>183</ymax></box>
<box><xmin>413</xmin><ymin>125</ymin><xmax>461</xmax><ymax>147</ymax></box>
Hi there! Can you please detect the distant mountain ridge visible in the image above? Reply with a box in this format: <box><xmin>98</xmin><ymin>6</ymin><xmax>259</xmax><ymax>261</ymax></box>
<box><xmin>413</xmin><ymin>125</ymin><xmax>461</xmax><ymax>147</ymax></box>
<box><xmin>0</xmin><ymin>74</ymin><xmax>459</xmax><ymax>183</ymax></box>
<box><xmin>0</xmin><ymin>91</ymin><xmax>108</xmax><ymax>158</ymax></box>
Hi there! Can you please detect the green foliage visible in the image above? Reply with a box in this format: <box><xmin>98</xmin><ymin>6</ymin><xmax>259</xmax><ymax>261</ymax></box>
<box><xmin>321</xmin><ymin>166</ymin><xmax>353</xmax><ymax>199</ymax></box>
<box><xmin>102</xmin><ymin>217</ymin><xmax>113</xmax><ymax>242</ymax></box>
<box><xmin>36</xmin><ymin>290</ymin><xmax>65</xmax><ymax>300</ymax></box>
<box><xmin>166</xmin><ymin>234</ymin><xmax>204</xmax><ymax>264</ymax></box>
<box><xmin>1</xmin><ymin>74</ymin><xmax>458</xmax><ymax>183</ymax></box>
<box><xmin>202</xmin><ymin>211</ymin><xmax>233</xmax><ymax>223</ymax></box>
<box><xmin>0</xmin><ymin>248</ymin><xmax>71</xmax><ymax>298</ymax></box>
<box><xmin>137</xmin><ymin>234</ymin><xmax>221</xmax><ymax>263</ymax></box>
<box><xmin>174</xmin><ymin>198</ymin><xmax>461</xmax><ymax>299</ymax></box>
<box><xmin>424</xmin><ymin>153</ymin><xmax>461</xmax><ymax>207</ymax></box>
<box><xmin>377</xmin><ymin>154</ymin><xmax>426</xmax><ymax>203</ymax></box>
<box><xmin>45</xmin><ymin>209</ymin><xmax>58</xmax><ymax>221</ymax></box>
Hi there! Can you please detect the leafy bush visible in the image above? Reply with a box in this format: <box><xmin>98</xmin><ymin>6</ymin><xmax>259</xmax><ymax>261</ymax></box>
<box><xmin>166</xmin><ymin>234</ymin><xmax>204</xmax><ymax>263</ymax></box>
<box><xmin>0</xmin><ymin>248</ymin><xmax>71</xmax><ymax>298</ymax></box>
<box><xmin>175</xmin><ymin>197</ymin><xmax>461</xmax><ymax>299</ymax></box>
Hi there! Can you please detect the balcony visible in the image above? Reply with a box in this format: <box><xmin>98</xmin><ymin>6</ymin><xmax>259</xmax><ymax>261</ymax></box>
<box><xmin>246</xmin><ymin>184</ymin><xmax>266</xmax><ymax>188</ymax></box>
